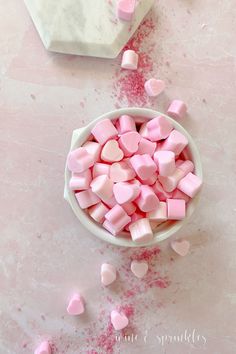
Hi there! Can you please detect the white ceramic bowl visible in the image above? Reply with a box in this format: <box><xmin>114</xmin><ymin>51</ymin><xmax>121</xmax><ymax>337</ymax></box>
<box><xmin>64</xmin><ymin>108</ymin><xmax>203</xmax><ymax>247</ymax></box>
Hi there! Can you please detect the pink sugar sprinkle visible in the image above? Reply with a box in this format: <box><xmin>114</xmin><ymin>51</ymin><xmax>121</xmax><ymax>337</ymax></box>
<box><xmin>120</xmin><ymin>304</ymin><xmax>135</xmax><ymax>317</ymax></box>
<box><xmin>131</xmin><ymin>247</ymin><xmax>161</xmax><ymax>262</ymax></box>
<box><xmin>96</xmin><ymin>323</ymin><xmax>116</xmax><ymax>354</ymax></box>
<box><xmin>147</xmin><ymin>277</ymin><xmax>171</xmax><ymax>289</ymax></box>
<box><xmin>113</xmin><ymin>16</ymin><xmax>156</xmax><ymax>107</ymax></box>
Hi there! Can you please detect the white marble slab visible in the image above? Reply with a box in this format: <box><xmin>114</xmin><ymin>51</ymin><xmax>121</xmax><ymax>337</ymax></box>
<box><xmin>24</xmin><ymin>0</ymin><xmax>154</xmax><ymax>58</ymax></box>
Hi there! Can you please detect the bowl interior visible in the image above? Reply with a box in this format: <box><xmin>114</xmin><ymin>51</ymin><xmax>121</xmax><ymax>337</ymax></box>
<box><xmin>65</xmin><ymin>107</ymin><xmax>203</xmax><ymax>247</ymax></box>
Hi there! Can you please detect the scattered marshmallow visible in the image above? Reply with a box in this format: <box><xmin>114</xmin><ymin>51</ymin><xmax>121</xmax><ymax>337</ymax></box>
<box><xmin>119</xmin><ymin>131</ymin><xmax>141</xmax><ymax>157</ymax></box>
<box><xmin>101</xmin><ymin>263</ymin><xmax>117</xmax><ymax>286</ymax></box>
<box><xmin>131</xmin><ymin>260</ymin><xmax>148</xmax><ymax>278</ymax></box>
<box><xmin>34</xmin><ymin>341</ymin><xmax>51</xmax><ymax>354</ymax></box>
<box><xmin>121</xmin><ymin>50</ymin><xmax>139</xmax><ymax>70</ymax></box>
<box><xmin>101</xmin><ymin>140</ymin><xmax>124</xmax><ymax>162</ymax></box>
<box><xmin>178</xmin><ymin>172</ymin><xmax>203</xmax><ymax>198</ymax></box>
<box><xmin>167</xmin><ymin>100</ymin><xmax>187</xmax><ymax>120</ymax></box>
<box><xmin>171</xmin><ymin>239</ymin><xmax>190</xmax><ymax>256</ymax></box>
<box><xmin>91</xmin><ymin>119</ymin><xmax>118</xmax><ymax>145</ymax></box>
<box><xmin>90</xmin><ymin>175</ymin><xmax>114</xmax><ymax>200</ymax></box>
<box><xmin>145</xmin><ymin>78</ymin><xmax>165</xmax><ymax>97</ymax></box>
<box><xmin>67</xmin><ymin>293</ymin><xmax>85</xmax><ymax>316</ymax></box>
<box><xmin>147</xmin><ymin>116</ymin><xmax>173</xmax><ymax>142</ymax></box>
<box><xmin>118</xmin><ymin>115</ymin><xmax>137</xmax><ymax>134</ymax></box>
<box><xmin>117</xmin><ymin>0</ymin><xmax>136</xmax><ymax>21</ymax></box>
<box><xmin>67</xmin><ymin>147</ymin><xmax>94</xmax><ymax>173</ymax></box>
<box><xmin>167</xmin><ymin>198</ymin><xmax>186</xmax><ymax>220</ymax></box>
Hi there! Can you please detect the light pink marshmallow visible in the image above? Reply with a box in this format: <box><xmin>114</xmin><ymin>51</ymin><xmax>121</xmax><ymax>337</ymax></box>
<box><xmin>172</xmin><ymin>189</ymin><xmax>190</xmax><ymax>203</ymax></box>
<box><xmin>90</xmin><ymin>175</ymin><xmax>114</xmax><ymax>200</ymax></box>
<box><xmin>75</xmin><ymin>189</ymin><xmax>100</xmax><ymax>209</ymax></box>
<box><xmin>121</xmin><ymin>50</ymin><xmax>139</xmax><ymax>70</ymax></box>
<box><xmin>125</xmin><ymin>211</ymin><xmax>144</xmax><ymax>231</ymax></box>
<box><xmin>103</xmin><ymin>195</ymin><xmax>118</xmax><ymax>209</ymax></box>
<box><xmin>101</xmin><ymin>139</ymin><xmax>124</xmax><ymax>162</ymax></box>
<box><xmin>67</xmin><ymin>293</ymin><xmax>85</xmax><ymax>315</ymax></box>
<box><xmin>101</xmin><ymin>263</ymin><xmax>117</xmax><ymax>286</ymax></box>
<box><xmin>129</xmin><ymin>218</ymin><xmax>153</xmax><ymax>244</ymax></box>
<box><xmin>110</xmin><ymin>161</ymin><xmax>136</xmax><ymax>182</ymax></box>
<box><xmin>113</xmin><ymin>182</ymin><xmax>140</xmax><ymax>204</ymax></box>
<box><xmin>135</xmin><ymin>185</ymin><xmax>160</xmax><ymax>212</ymax></box>
<box><xmin>138</xmin><ymin>172</ymin><xmax>158</xmax><ymax>186</ymax></box>
<box><xmin>144</xmin><ymin>79</ymin><xmax>165</xmax><ymax>97</ymax></box>
<box><xmin>147</xmin><ymin>116</ymin><xmax>173</xmax><ymax>142</ymax></box>
<box><xmin>177</xmin><ymin>172</ymin><xmax>202</xmax><ymax>198</ymax></box>
<box><xmin>153</xmin><ymin>180</ymin><xmax>172</xmax><ymax>201</ymax></box>
<box><xmin>82</xmin><ymin>141</ymin><xmax>102</xmax><ymax>162</ymax></box>
<box><xmin>67</xmin><ymin>147</ymin><xmax>94</xmax><ymax>173</ymax></box>
<box><xmin>147</xmin><ymin>201</ymin><xmax>167</xmax><ymax>222</ymax></box>
<box><xmin>69</xmin><ymin>169</ymin><xmax>92</xmax><ymax>191</ymax></box>
<box><xmin>117</xmin><ymin>0</ymin><xmax>136</xmax><ymax>21</ymax></box>
<box><xmin>158</xmin><ymin>160</ymin><xmax>194</xmax><ymax>192</ymax></box>
<box><xmin>118</xmin><ymin>115</ymin><xmax>136</xmax><ymax>134</ymax></box>
<box><xmin>91</xmin><ymin>119</ymin><xmax>118</xmax><ymax>145</ymax></box>
<box><xmin>122</xmin><ymin>201</ymin><xmax>137</xmax><ymax>215</ymax></box>
<box><xmin>119</xmin><ymin>131</ymin><xmax>141</xmax><ymax>157</ymax></box>
<box><xmin>111</xmin><ymin>310</ymin><xmax>129</xmax><ymax>330</ymax></box>
<box><xmin>167</xmin><ymin>100</ymin><xmax>187</xmax><ymax>120</ymax></box>
<box><xmin>88</xmin><ymin>202</ymin><xmax>109</xmax><ymax>223</ymax></box>
<box><xmin>105</xmin><ymin>204</ymin><xmax>131</xmax><ymax>233</ymax></box>
<box><xmin>130</xmin><ymin>154</ymin><xmax>157</xmax><ymax>180</ymax></box>
<box><xmin>103</xmin><ymin>220</ymin><xmax>120</xmax><ymax>236</ymax></box>
<box><xmin>161</xmin><ymin>129</ymin><xmax>188</xmax><ymax>156</ymax></box>
<box><xmin>93</xmin><ymin>162</ymin><xmax>110</xmax><ymax>178</ymax></box>
<box><xmin>138</xmin><ymin>122</ymin><xmax>149</xmax><ymax>138</ymax></box>
<box><xmin>154</xmin><ymin>150</ymin><xmax>175</xmax><ymax>176</ymax></box>
<box><xmin>34</xmin><ymin>341</ymin><xmax>51</xmax><ymax>354</ymax></box>
<box><xmin>136</xmin><ymin>137</ymin><xmax>156</xmax><ymax>156</ymax></box>
<box><xmin>167</xmin><ymin>199</ymin><xmax>186</xmax><ymax>220</ymax></box>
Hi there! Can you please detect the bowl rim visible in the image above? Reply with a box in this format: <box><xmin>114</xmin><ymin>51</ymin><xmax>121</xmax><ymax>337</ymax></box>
<box><xmin>64</xmin><ymin>107</ymin><xmax>203</xmax><ymax>248</ymax></box>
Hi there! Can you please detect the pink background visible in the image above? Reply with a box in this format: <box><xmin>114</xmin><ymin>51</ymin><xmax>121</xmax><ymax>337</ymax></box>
<box><xmin>0</xmin><ymin>1</ymin><xmax>236</xmax><ymax>353</ymax></box>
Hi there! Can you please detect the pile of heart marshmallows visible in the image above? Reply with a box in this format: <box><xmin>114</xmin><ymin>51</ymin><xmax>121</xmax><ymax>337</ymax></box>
<box><xmin>67</xmin><ymin>114</ymin><xmax>202</xmax><ymax>244</ymax></box>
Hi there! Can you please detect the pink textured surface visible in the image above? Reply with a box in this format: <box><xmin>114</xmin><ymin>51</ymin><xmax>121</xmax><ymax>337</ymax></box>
<box><xmin>0</xmin><ymin>1</ymin><xmax>236</xmax><ymax>353</ymax></box>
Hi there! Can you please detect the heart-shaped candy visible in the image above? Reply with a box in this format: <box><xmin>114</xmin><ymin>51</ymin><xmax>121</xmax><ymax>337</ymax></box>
<box><xmin>101</xmin><ymin>140</ymin><xmax>124</xmax><ymax>163</ymax></box>
<box><xmin>101</xmin><ymin>263</ymin><xmax>117</xmax><ymax>286</ymax></box>
<box><xmin>131</xmin><ymin>260</ymin><xmax>148</xmax><ymax>278</ymax></box>
<box><xmin>111</xmin><ymin>310</ymin><xmax>129</xmax><ymax>330</ymax></box>
<box><xmin>171</xmin><ymin>240</ymin><xmax>190</xmax><ymax>257</ymax></box>
<box><xmin>119</xmin><ymin>131</ymin><xmax>141</xmax><ymax>157</ymax></box>
<box><xmin>117</xmin><ymin>0</ymin><xmax>136</xmax><ymax>21</ymax></box>
<box><xmin>34</xmin><ymin>341</ymin><xmax>51</xmax><ymax>354</ymax></box>
<box><xmin>67</xmin><ymin>147</ymin><xmax>94</xmax><ymax>173</ymax></box>
<box><xmin>113</xmin><ymin>182</ymin><xmax>140</xmax><ymax>204</ymax></box>
<box><xmin>144</xmin><ymin>79</ymin><xmax>165</xmax><ymax>97</ymax></box>
<box><xmin>110</xmin><ymin>161</ymin><xmax>136</xmax><ymax>182</ymax></box>
<box><xmin>136</xmin><ymin>185</ymin><xmax>159</xmax><ymax>213</ymax></box>
<box><xmin>67</xmin><ymin>294</ymin><xmax>85</xmax><ymax>315</ymax></box>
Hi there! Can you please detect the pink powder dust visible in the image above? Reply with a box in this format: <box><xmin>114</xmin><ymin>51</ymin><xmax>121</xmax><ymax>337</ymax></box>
<box><xmin>131</xmin><ymin>247</ymin><xmax>161</xmax><ymax>262</ymax></box>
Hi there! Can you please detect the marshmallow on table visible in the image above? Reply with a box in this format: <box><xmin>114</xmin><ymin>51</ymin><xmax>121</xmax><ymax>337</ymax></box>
<box><xmin>88</xmin><ymin>202</ymin><xmax>109</xmax><ymax>223</ymax></box>
<box><xmin>147</xmin><ymin>201</ymin><xmax>167</xmax><ymax>222</ymax></box>
<box><xmin>90</xmin><ymin>175</ymin><xmax>114</xmax><ymax>200</ymax></box>
<box><xmin>101</xmin><ymin>140</ymin><xmax>124</xmax><ymax>162</ymax></box>
<box><xmin>93</xmin><ymin>162</ymin><xmax>110</xmax><ymax>178</ymax></box>
<box><xmin>111</xmin><ymin>310</ymin><xmax>129</xmax><ymax>330</ymax></box>
<box><xmin>105</xmin><ymin>204</ymin><xmax>131</xmax><ymax>234</ymax></box>
<box><xmin>147</xmin><ymin>116</ymin><xmax>173</xmax><ymax>142</ymax></box>
<box><xmin>129</xmin><ymin>218</ymin><xmax>153</xmax><ymax>244</ymax></box>
<box><xmin>167</xmin><ymin>199</ymin><xmax>186</xmax><ymax>220</ymax></box>
<box><xmin>117</xmin><ymin>115</ymin><xmax>137</xmax><ymax>134</ymax></box>
<box><xmin>177</xmin><ymin>172</ymin><xmax>202</xmax><ymax>198</ymax></box>
<box><xmin>34</xmin><ymin>341</ymin><xmax>51</xmax><ymax>354</ymax></box>
<box><xmin>117</xmin><ymin>0</ymin><xmax>136</xmax><ymax>21</ymax></box>
<box><xmin>101</xmin><ymin>263</ymin><xmax>117</xmax><ymax>286</ymax></box>
<box><xmin>82</xmin><ymin>141</ymin><xmax>102</xmax><ymax>162</ymax></box>
<box><xmin>153</xmin><ymin>180</ymin><xmax>172</xmax><ymax>201</ymax></box>
<box><xmin>75</xmin><ymin>189</ymin><xmax>100</xmax><ymax>209</ymax></box>
<box><xmin>91</xmin><ymin>119</ymin><xmax>118</xmax><ymax>145</ymax></box>
<box><xmin>167</xmin><ymin>100</ymin><xmax>187</xmax><ymax>120</ymax></box>
<box><xmin>69</xmin><ymin>169</ymin><xmax>92</xmax><ymax>191</ymax></box>
<box><xmin>172</xmin><ymin>189</ymin><xmax>190</xmax><ymax>203</ymax></box>
<box><xmin>67</xmin><ymin>147</ymin><xmax>94</xmax><ymax>173</ymax></box>
<box><xmin>110</xmin><ymin>161</ymin><xmax>136</xmax><ymax>182</ymax></box>
<box><xmin>119</xmin><ymin>131</ymin><xmax>141</xmax><ymax>157</ymax></box>
<box><xmin>135</xmin><ymin>185</ymin><xmax>160</xmax><ymax>212</ymax></box>
<box><xmin>67</xmin><ymin>293</ymin><xmax>85</xmax><ymax>315</ymax></box>
<box><xmin>130</xmin><ymin>154</ymin><xmax>157</xmax><ymax>180</ymax></box>
<box><xmin>121</xmin><ymin>50</ymin><xmax>139</xmax><ymax>70</ymax></box>
<box><xmin>144</xmin><ymin>79</ymin><xmax>165</xmax><ymax>97</ymax></box>
<box><xmin>161</xmin><ymin>129</ymin><xmax>188</xmax><ymax>156</ymax></box>
<box><xmin>113</xmin><ymin>182</ymin><xmax>140</xmax><ymax>204</ymax></box>
<box><xmin>158</xmin><ymin>160</ymin><xmax>194</xmax><ymax>192</ymax></box>
<box><xmin>131</xmin><ymin>260</ymin><xmax>148</xmax><ymax>278</ymax></box>
<box><xmin>136</xmin><ymin>137</ymin><xmax>156</xmax><ymax>156</ymax></box>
